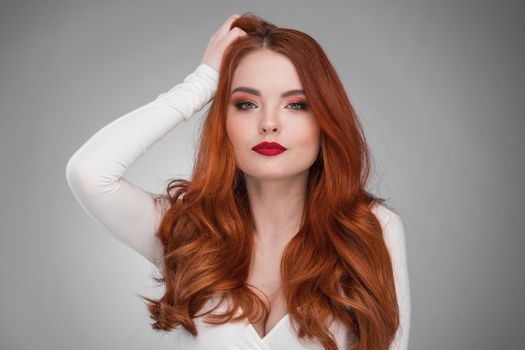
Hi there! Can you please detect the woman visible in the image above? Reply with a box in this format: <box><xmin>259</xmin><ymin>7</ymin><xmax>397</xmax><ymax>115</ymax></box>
<box><xmin>65</xmin><ymin>12</ymin><xmax>410</xmax><ymax>350</ymax></box>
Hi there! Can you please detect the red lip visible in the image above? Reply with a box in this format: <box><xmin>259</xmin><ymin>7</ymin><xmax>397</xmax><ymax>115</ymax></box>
<box><xmin>252</xmin><ymin>141</ymin><xmax>287</xmax><ymax>156</ymax></box>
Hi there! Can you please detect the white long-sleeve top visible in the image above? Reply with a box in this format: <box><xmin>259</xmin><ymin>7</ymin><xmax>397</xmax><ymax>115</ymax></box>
<box><xmin>65</xmin><ymin>63</ymin><xmax>411</xmax><ymax>350</ymax></box>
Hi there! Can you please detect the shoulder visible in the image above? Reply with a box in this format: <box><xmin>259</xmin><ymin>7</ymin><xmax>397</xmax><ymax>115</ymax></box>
<box><xmin>370</xmin><ymin>202</ymin><xmax>400</xmax><ymax>226</ymax></box>
<box><xmin>370</xmin><ymin>202</ymin><xmax>406</xmax><ymax>255</ymax></box>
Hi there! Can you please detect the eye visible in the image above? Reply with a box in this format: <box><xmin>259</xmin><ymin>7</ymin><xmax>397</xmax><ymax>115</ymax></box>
<box><xmin>287</xmin><ymin>101</ymin><xmax>308</xmax><ymax>111</ymax></box>
<box><xmin>233</xmin><ymin>100</ymin><xmax>308</xmax><ymax>111</ymax></box>
<box><xmin>234</xmin><ymin>101</ymin><xmax>257</xmax><ymax>110</ymax></box>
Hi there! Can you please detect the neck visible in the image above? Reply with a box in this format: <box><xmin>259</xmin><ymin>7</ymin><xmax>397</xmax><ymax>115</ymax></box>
<box><xmin>243</xmin><ymin>170</ymin><xmax>309</xmax><ymax>246</ymax></box>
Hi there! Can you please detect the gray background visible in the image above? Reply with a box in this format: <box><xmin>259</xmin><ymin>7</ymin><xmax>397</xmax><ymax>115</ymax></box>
<box><xmin>1</xmin><ymin>0</ymin><xmax>523</xmax><ymax>349</ymax></box>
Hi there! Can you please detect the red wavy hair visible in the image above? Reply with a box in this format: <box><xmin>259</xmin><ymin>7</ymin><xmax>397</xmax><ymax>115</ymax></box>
<box><xmin>139</xmin><ymin>12</ymin><xmax>399</xmax><ymax>350</ymax></box>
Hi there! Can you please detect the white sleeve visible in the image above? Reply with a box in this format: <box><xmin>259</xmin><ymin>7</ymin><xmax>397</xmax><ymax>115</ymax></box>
<box><xmin>65</xmin><ymin>63</ymin><xmax>219</xmax><ymax>271</ymax></box>
<box><xmin>384</xmin><ymin>212</ymin><xmax>411</xmax><ymax>350</ymax></box>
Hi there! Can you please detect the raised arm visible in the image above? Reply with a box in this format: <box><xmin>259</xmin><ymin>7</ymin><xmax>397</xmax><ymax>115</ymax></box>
<box><xmin>65</xmin><ymin>63</ymin><xmax>219</xmax><ymax>270</ymax></box>
<box><xmin>384</xmin><ymin>211</ymin><xmax>411</xmax><ymax>350</ymax></box>
<box><xmin>65</xmin><ymin>14</ymin><xmax>247</xmax><ymax>273</ymax></box>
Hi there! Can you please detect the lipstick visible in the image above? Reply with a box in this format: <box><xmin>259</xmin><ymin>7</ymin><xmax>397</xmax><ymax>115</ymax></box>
<box><xmin>251</xmin><ymin>141</ymin><xmax>287</xmax><ymax>156</ymax></box>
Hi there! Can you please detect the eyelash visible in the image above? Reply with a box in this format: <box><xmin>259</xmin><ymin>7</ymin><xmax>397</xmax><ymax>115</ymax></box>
<box><xmin>234</xmin><ymin>101</ymin><xmax>308</xmax><ymax>111</ymax></box>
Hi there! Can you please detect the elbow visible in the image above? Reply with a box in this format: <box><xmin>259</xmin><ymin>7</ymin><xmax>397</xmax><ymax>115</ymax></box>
<box><xmin>65</xmin><ymin>153</ymin><xmax>122</xmax><ymax>198</ymax></box>
<box><xmin>65</xmin><ymin>153</ymin><xmax>79</xmax><ymax>190</ymax></box>
<box><xmin>65</xmin><ymin>154</ymin><xmax>101</xmax><ymax>195</ymax></box>
<box><xmin>65</xmin><ymin>155</ymin><xmax>89</xmax><ymax>193</ymax></box>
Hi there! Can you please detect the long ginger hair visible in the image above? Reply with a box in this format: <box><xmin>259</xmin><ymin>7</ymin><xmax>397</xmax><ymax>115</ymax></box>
<box><xmin>139</xmin><ymin>12</ymin><xmax>399</xmax><ymax>350</ymax></box>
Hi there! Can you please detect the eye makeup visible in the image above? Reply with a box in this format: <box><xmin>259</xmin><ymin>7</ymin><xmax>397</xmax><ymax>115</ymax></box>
<box><xmin>234</xmin><ymin>101</ymin><xmax>257</xmax><ymax>110</ymax></box>
<box><xmin>287</xmin><ymin>101</ymin><xmax>308</xmax><ymax>111</ymax></box>
<box><xmin>232</xmin><ymin>99</ymin><xmax>309</xmax><ymax>111</ymax></box>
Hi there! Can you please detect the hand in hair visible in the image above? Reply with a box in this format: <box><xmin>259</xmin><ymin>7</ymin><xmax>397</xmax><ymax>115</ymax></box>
<box><xmin>200</xmin><ymin>14</ymin><xmax>247</xmax><ymax>72</ymax></box>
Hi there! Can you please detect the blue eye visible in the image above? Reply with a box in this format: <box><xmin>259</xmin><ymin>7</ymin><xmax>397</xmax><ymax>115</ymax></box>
<box><xmin>234</xmin><ymin>101</ymin><xmax>308</xmax><ymax>111</ymax></box>
<box><xmin>287</xmin><ymin>101</ymin><xmax>308</xmax><ymax>111</ymax></box>
<box><xmin>235</xmin><ymin>101</ymin><xmax>256</xmax><ymax>110</ymax></box>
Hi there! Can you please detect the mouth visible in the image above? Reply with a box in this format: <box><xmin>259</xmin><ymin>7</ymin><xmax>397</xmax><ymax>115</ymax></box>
<box><xmin>251</xmin><ymin>141</ymin><xmax>287</xmax><ymax>156</ymax></box>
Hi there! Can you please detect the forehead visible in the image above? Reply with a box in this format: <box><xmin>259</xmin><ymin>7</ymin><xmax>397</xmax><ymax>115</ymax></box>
<box><xmin>231</xmin><ymin>49</ymin><xmax>303</xmax><ymax>91</ymax></box>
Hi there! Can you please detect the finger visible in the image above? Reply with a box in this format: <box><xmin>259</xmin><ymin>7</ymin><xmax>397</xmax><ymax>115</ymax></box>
<box><xmin>222</xmin><ymin>27</ymin><xmax>247</xmax><ymax>47</ymax></box>
<box><xmin>230</xmin><ymin>27</ymin><xmax>247</xmax><ymax>39</ymax></box>
<box><xmin>216</xmin><ymin>14</ymin><xmax>241</xmax><ymax>38</ymax></box>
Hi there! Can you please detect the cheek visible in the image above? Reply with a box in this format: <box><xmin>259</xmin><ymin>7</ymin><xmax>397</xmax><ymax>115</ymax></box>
<box><xmin>226</xmin><ymin>116</ymin><xmax>249</xmax><ymax>148</ymax></box>
<box><xmin>294</xmin><ymin>120</ymin><xmax>321</xmax><ymax>149</ymax></box>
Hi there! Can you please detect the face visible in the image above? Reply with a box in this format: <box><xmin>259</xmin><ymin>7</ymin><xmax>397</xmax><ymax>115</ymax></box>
<box><xmin>226</xmin><ymin>49</ymin><xmax>321</xmax><ymax>182</ymax></box>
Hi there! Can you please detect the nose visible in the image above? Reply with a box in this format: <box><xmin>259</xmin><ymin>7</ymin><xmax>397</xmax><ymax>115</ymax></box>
<box><xmin>259</xmin><ymin>111</ymin><xmax>280</xmax><ymax>134</ymax></box>
<box><xmin>260</xmin><ymin>124</ymin><xmax>278</xmax><ymax>134</ymax></box>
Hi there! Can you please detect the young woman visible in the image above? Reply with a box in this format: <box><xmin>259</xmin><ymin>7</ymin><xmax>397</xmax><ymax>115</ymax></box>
<box><xmin>65</xmin><ymin>13</ymin><xmax>410</xmax><ymax>350</ymax></box>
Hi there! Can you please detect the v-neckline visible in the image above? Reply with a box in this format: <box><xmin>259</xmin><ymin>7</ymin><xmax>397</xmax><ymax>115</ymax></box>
<box><xmin>240</xmin><ymin>305</ymin><xmax>290</xmax><ymax>341</ymax></box>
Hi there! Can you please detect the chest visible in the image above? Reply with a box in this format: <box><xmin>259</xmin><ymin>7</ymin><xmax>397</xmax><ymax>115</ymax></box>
<box><xmin>245</xmin><ymin>243</ymin><xmax>288</xmax><ymax>339</ymax></box>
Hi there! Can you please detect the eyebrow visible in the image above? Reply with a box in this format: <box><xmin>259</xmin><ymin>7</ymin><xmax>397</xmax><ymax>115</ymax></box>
<box><xmin>230</xmin><ymin>86</ymin><xmax>305</xmax><ymax>98</ymax></box>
